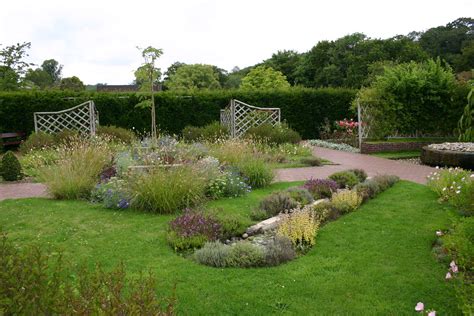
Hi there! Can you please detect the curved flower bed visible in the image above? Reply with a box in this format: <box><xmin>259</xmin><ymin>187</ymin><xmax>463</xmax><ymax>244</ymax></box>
<box><xmin>421</xmin><ymin>143</ymin><xmax>474</xmax><ymax>169</ymax></box>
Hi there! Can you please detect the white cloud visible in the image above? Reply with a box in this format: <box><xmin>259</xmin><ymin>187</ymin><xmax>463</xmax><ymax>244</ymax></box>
<box><xmin>1</xmin><ymin>0</ymin><xmax>471</xmax><ymax>84</ymax></box>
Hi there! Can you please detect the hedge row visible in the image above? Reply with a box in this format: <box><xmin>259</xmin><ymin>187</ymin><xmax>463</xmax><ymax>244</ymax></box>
<box><xmin>0</xmin><ymin>88</ymin><xmax>357</xmax><ymax>139</ymax></box>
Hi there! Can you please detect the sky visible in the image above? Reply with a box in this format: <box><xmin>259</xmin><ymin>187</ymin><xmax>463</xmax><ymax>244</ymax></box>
<box><xmin>0</xmin><ymin>0</ymin><xmax>472</xmax><ymax>85</ymax></box>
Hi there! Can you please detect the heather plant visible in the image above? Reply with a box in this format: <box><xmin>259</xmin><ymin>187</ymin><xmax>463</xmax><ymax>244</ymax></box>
<box><xmin>226</xmin><ymin>242</ymin><xmax>265</xmax><ymax>268</ymax></box>
<box><xmin>348</xmin><ymin>168</ymin><xmax>368</xmax><ymax>182</ymax></box>
<box><xmin>0</xmin><ymin>151</ymin><xmax>22</xmax><ymax>181</ymax></box>
<box><xmin>328</xmin><ymin>170</ymin><xmax>360</xmax><ymax>189</ymax></box>
<box><xmin>0</xmin><ymin>232</ymin><xmax>175</xmax><ymax>315</ymax></box>
<box><xmin>91</xmin><ymin>177</ymin><xmax>131</xmax><ymax>209</ymax></box>
<box><xmin>259</xmin><ymin>191</ymin><xmax>298</xmax><ymax>217</ymax></box>
<box><xmin>286</xmin><ymin>187</ymin><xmax>314</xmax><ymax>205</ymax></box>
<box><xmin>331</xmin><ymin>190</ymin><xmax>363</xmax><ymax>213</ymax></box>
<box><xmin>167</xmin><ymin>210</ymin><xmax>222</xmax><ymax>252</ymax></box>
<box><xmin>303</xmin><ymin>178</ymin><xmax>338</xmax><ymax>199</ymax></box>
<box><xmin>371</xmin><ymin>174</ymin><xmax>400</xmax><ymax>191</ymax></box>
<box><xmin>194</xmin><ymin>241</ymin><xmax>230</xmax><ymax>267</ymax></box>
<box><xmin>354</xmin><ymin>180</ymin><xmax>381</xmax><ymax>201</ymax></box>
<box><xmin>131</xmin><ymin>166</ymin><xmax>207</xmax><ymax>213</ymax></box>
<box><xmin>264</xmin><ymin>236</ymin><xmax>296</xmax><ymax>266</ymax></box>
<box><xmin>277</xmin><ymin>205</ymin><xmax>319</xmax><ymax>252</ymax></box>
<box><xmin>38</xmin><ymin>137</ymin><xmax>112</xmax><ymax>199</ymax></box>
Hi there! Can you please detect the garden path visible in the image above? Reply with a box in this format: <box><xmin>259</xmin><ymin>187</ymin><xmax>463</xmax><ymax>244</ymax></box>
<box><xmin>0</xmin><ymin>182</ymin><xmax>48</xmax><ymax>201</ymax></box>
<box><xmin>276</xmin><ymin>146</ymin><xmax>436</xmax><ymax>184</ymax></box>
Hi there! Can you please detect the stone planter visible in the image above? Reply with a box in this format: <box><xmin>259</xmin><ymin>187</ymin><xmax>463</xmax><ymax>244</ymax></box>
<box><xmin>421</xmin><ymin>146</ymin><xmax>474</xmax><ymax>170</ymax></box>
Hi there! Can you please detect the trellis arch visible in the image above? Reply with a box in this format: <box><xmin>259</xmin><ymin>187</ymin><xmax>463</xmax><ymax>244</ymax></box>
<box><xmin>34</xmin><ymin>101</ymin><xmax>99</xmax><ymax>135</ymax></box>
<box><xmin>220</xmin><ymin>99</ymin><xmax>281</xmax><ymax>138</ymax></box>
<box><xmin>357</xmin><ymin>98</ymin><xmax>374</xmax><ymax>148</ymax></box>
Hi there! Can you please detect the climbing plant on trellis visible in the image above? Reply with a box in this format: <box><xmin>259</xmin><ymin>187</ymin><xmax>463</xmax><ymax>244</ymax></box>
<box><xmin>34</xmin><ymin>101</ymin><xmax>99</xmax><ymax>135</ymax></box>
<box><xmin>220</xmin><ymin>99</ymin><xmax>280</xmax><ymax>138</ymax></box>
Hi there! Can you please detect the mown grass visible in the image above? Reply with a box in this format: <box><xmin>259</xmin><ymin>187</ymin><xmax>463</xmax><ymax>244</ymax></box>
<box><xmin>370</xmin><ymin>150</ymin><xmax>421</xmax><ymax>159</ymax></box>
<box><xmin>0</xmin><ymin>181</ymin><xmax>460</xmax><ymax>314</ymax></box>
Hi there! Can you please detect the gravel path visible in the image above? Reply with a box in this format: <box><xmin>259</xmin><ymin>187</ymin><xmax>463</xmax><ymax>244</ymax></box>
<box><xmin>276</xmin><ymin>146</ymin><xmax>436</xmax><ymax>184</ymax></box>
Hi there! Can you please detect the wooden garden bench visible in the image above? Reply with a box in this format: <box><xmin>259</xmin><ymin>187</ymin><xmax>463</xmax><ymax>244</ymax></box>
<box><xmin>0</xmin><ymin>132</ymin><xmax>26</xmax><ymax>146</ymax></box>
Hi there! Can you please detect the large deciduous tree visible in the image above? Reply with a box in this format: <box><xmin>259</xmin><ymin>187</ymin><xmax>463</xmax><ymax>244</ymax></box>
<box><xmin>0</xmin><ymin>42</ymin><xmax>33</xmax><ymax>90</ymax></box>
<box><xmin>59</xmin><ymin>76</ymin><xmax>85</xmax><ymax>91</ymax></box>
<box><xmin>240</xmin><ymin>65</ymin><xmax>290</xmax><ymax>90</ymax></box>
<box><xmin>166</xmin><ymin>64</ymin><xmax>221</xmax><ymax>91</ymax></box>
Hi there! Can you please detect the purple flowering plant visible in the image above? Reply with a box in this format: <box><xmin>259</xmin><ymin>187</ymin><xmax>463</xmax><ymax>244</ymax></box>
<box><xmin>169</xmin><ymin>209</ymin><xmax>222</xmax><ymax>240</ymax></box>
<box><xmin>303</xmin><ymin>178</ymin><xmax>338</xmax><ymax>199</ymax></box>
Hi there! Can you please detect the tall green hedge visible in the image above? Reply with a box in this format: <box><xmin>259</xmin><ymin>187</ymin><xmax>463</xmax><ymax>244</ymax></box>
<box><xmin>0</xmin><ymin>88</ymin><xmax>356</xmax><ymax>139</ymax></box>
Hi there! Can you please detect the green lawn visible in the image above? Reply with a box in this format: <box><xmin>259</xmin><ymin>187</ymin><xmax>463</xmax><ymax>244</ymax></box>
<box><xmin>0</xmin><ymin>181</ymin><xmax>460</xmax><ymax>314</ymax></box>
<box><xmin>370</xmin><ymin>150</ymin><xmax>421</xmax><ymax>159</ymax></box>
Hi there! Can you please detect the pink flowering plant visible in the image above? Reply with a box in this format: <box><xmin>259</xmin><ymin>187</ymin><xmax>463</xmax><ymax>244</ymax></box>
<box><xmin>414</xmin><ymin>302</ymin><xmax>436</xmax><ymax>315</ymax></box>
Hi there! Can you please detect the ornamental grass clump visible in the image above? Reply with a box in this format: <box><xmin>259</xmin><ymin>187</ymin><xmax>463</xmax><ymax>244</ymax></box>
<box><xmin>330</xmin><ymin>190</ymin><xmax>362</xmax><ymax>214</ymax></box>
<box><xmin>277</xmin><ymin>205</ymin><xmax>319</xmax><ymax>252</ymax></box>
<box><xmin>39</xmin><ymin>137</ymin><xmax>112</xmax><ymax>199</ymax></box>
<box><xmin>237</xmin><ymin>158</ymin><xmax>274</xmax><ymax>188</ymax></box>
<box><xmin>167</xmin><ymin>210</ymin><xmax>222</xmax><ymax>252</ymax></box>
<box><xmin>131</xmin><ymin>166</ymin><xmax>207</xmax><ymax>213</ymax></box>
<box><xmin>303</xmin><ymin>178</ymin><xmax>338</xmax><ymax>199</ymax></box>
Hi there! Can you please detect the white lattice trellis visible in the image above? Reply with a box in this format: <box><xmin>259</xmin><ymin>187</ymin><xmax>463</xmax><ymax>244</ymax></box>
<box><xmin>34</xmin><ymin>101</ymin><xmax>99</xmax><ymax>135</ymax></box>
<box><xmin>357</xmin><ymin>98</ymin><xmax>374</xmax><ymax>148</ymax></box>
<box><xmin>220</xmin><ymin>99</ymin><xmax>281</xmax><ymax>138</ymax></box>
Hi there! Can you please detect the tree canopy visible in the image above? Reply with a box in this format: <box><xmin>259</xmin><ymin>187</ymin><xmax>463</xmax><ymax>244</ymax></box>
<box><xmin>166</xmin><ymin>64</ymin><xmax>221</xmax><ymax>91</ymax></box>
<box><xmin>240</xmin><ymin>66</ymin><xmax>290</xmax><ymax>90</ymax></box>
<box><xmin>59</xmin><ymin>76</ymin><xmax>85</xmax><ymax>91</ymax></box>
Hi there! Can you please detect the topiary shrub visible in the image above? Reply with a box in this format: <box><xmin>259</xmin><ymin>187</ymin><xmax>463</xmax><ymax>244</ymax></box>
<box><xmin>328</xmin><ymin>170</ymin><xmax>360</xmax><ymax>189</ymax></box>
<box><xmin>259</xmin><ymin>191</ymin><xmax>298</xmax><ymax>217</ymax></box>
<box><xmin>264</xmin><ymin>236</ymin><xmax>296</xmax><ymax>266</ymax></box>
<box><xmin>97</xmin><ymin>125</ymin><xmax>136</xmax><ymax>144</ymax></box>
<box><xmin>303</xmin><ymin>178</ymin><xmax>338</xmax><ymax>199</ymax></box>
<box><xmin>0</xmin><ymin>151</ymin><xmax>22</xmax><ymax>181</ymax></box>
<box><xmin>226</xmin><ymin>242</ymin><xmax>265</xmax><ymax>268</ymax></box>
<box><xmin>330</xmin><ymin>190</ymin><xmax>362</xmax><ymax>214</ymax></box>
<box><xmin>19</xmin><ymin>132</ymin><xmax>56</xmax><ymax>154</ymax></box>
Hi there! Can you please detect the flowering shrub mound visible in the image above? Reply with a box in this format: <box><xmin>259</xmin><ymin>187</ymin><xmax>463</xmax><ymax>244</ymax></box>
<box><xmin>303</xmin><ymin>178</ymin><xmax>338</xmax><ymax>199</ymax></box>
<box><xmin>277</xmin><ymin>205</ymin><xmax>319</xmax><ymax>253</ymax></box>
<box><xmin>307</xmin><ymin>139</ymin><xmax>360</xmax><ymax>153</ymax></box>
<box><xmin>91</xmin><ymin>177</ymin><xmax>131</xmax><ymax>209</ymax></box>
<box><xmin>206</xmin><ymin>171</ymin><xmax>251</xmax><ymax>199</ymax></box>
<box><xmin>167</xmin><ymin>210</ymin><xmax>222</xmax><ymax>252</ymax></box>
<box><xmin>328</xmin><ymin>170</ymin><xmax>360</xmax><ymax>189</ymax></box>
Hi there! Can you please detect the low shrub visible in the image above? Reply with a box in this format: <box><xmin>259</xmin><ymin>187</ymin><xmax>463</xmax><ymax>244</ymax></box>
<box><xmin>167</xmin><ymin>210</ymin><xmax>221</xmax><ymax>252</ymax></box>
<box><xmin>0</xmin><ymin>151</ymin><xmax>22</xmax><ymax>181</ymax></box>
<box><xmin>331</xmin><ymin>190</ymin><xmax>362</xmax><ymax>213</ymax></box>
<box><xmin>19</xmin><ymin>132</ymin><xmax>56</xmax><ymax>153</ymax></box>
<box><xmin>226</xmin><ymin>242</ymin><xmax>265</xmax><ymax>268</ymax></box>
<box><xmin>182</xmin><ymin>122</ymin><xmax>229</xmax><ymax>142</ymax></box>
<box><xmin>38</xmin><ymin>138</ymin><xmax>112</xmax><ymax>199</ymax></box>
<box><xmin>372</xmin><ymin>174</ymin><xmax>400</xmax><ymax>191</ymax></box>
<box><xmin>0</xmin><ymin>232</ymin><xmax>175</xmax><ymax>315</ymax></box>
<box><xmin>303</xmin><ymin>178</ymin><xmax>338</xmax><ymax>199</ymax></box>
<box><xmin>259</xmin><ymin>191</ymin><xmax>298</xmax><ymax>217</ymax></box>
<box><xmin>237</xmin><ymin>158</ymin><xmax>274</xmax><ymax>188</ymax></box>
<box><xmin>250</xmin><ymin>208</ymin><xmax>269</xmax><ymax>221</ymax></box>
<box><xmin>206</xmin><ymin>171</ymin><xmax>251</xmax><ymax>199</ymax></box>
<box><xmin>215</xmin><ymin>213</ymin><xmax>248</xmax><ymax>240</ymax></box>
<box><xmin>286</xmin><ymin>187</ymin><xmax>314</xmax><ymax>205</ymax></box>
<box><xmin>97</xmin><ymin>125</ymin><xmax>136</xmax><ymax>144</ymax></box>
<box><xmin>277</xmin><ymin>205</ymin><xmax>319</xmax><ymax>252</ymax></box>
<box><xmin>245</xmin><ymin>123</ymin><xmax>301</xmax><ymax>145</ymax></box>
<box><xmin>348</xmin><ymin>168</ymin><xmax>367</xmax><ymax>182</ymax></box>
<box><xmin>354</xmin><ymin>180</ymin><xmax>381</xmax><ymax>201</ymax></box>
<box><xmin>300</xmin><ymin>156</ymin><xmax>322</xmax><ymax>166</ymax></box>
<box><xmin>91</xmin><ymin>177</ymin><xmax>131</xmax><ymax>209</ymax></box>
<box><xmin>54</xmin><ymin>129</ymin><xmax>80</xmax><ymax>144</ymax></box>
<box><xmin>328</xmin><ymin>170</ymin><xmax>360</xmax><ymax>189</ymax></box>
<box><xmin>264</xmin><ymin>236</ymin><xmax>296</xmax><ymax>266</ymax></box>
<box><xmin>194</xmin><ymin>241</ymin><xmax>230</xmax><ymax>268</ymax></box>
<box><xmin>310</xmin><ymin>201</ymin><xmax>341</xmax><ymax>223</ymax></box>
<box><xmin>20</xmin><ymin>149</ymin><xmax>59</xmax><ymax>178</ymax></box>
<box><xmin>131</xmin><ymin>166</ymin><xmax>207</xmax><ymax>213</ymax></box>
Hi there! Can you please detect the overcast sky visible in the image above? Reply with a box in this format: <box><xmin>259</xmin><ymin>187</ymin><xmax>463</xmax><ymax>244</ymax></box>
<box><xmin>1</xmin><ymin>0</ymin><xmax>472</xmax><ymax>85</ymax></box>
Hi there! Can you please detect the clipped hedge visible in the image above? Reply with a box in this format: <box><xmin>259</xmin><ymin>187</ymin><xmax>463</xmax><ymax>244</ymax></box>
<box><xmin>0</xmin><ymin>88</ymin><xmax>356</xmax><ymax>139</ymax></box>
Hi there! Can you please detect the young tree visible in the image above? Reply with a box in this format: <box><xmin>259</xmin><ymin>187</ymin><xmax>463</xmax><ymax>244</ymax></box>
<box><xmin>59</xmin><ymin>76</ymin><xmax>85</xmax><ymax>91</ymax></box>
<box><xmin>135</xmin><ymin>46</ymin><xmax>163</xmax><ymax>141</ymax></box>
<box><xmin>166</xmin><ymin>64</ymin><xmax>220</xmax><ymax>91</ymax></box>
<box><xmin>41</xmin><ymin>59</ymin><xmax>63</xmax><ymax>83</ymax></box>
<box><xmin>0</xmin><ymin>42</ymin><xmax>33</xmax><ymax>90</ymax></box>
<box><xmin>240</xmin><ymin>66</ymin><xmax>290</xmax><ymax>90</ymax></box>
